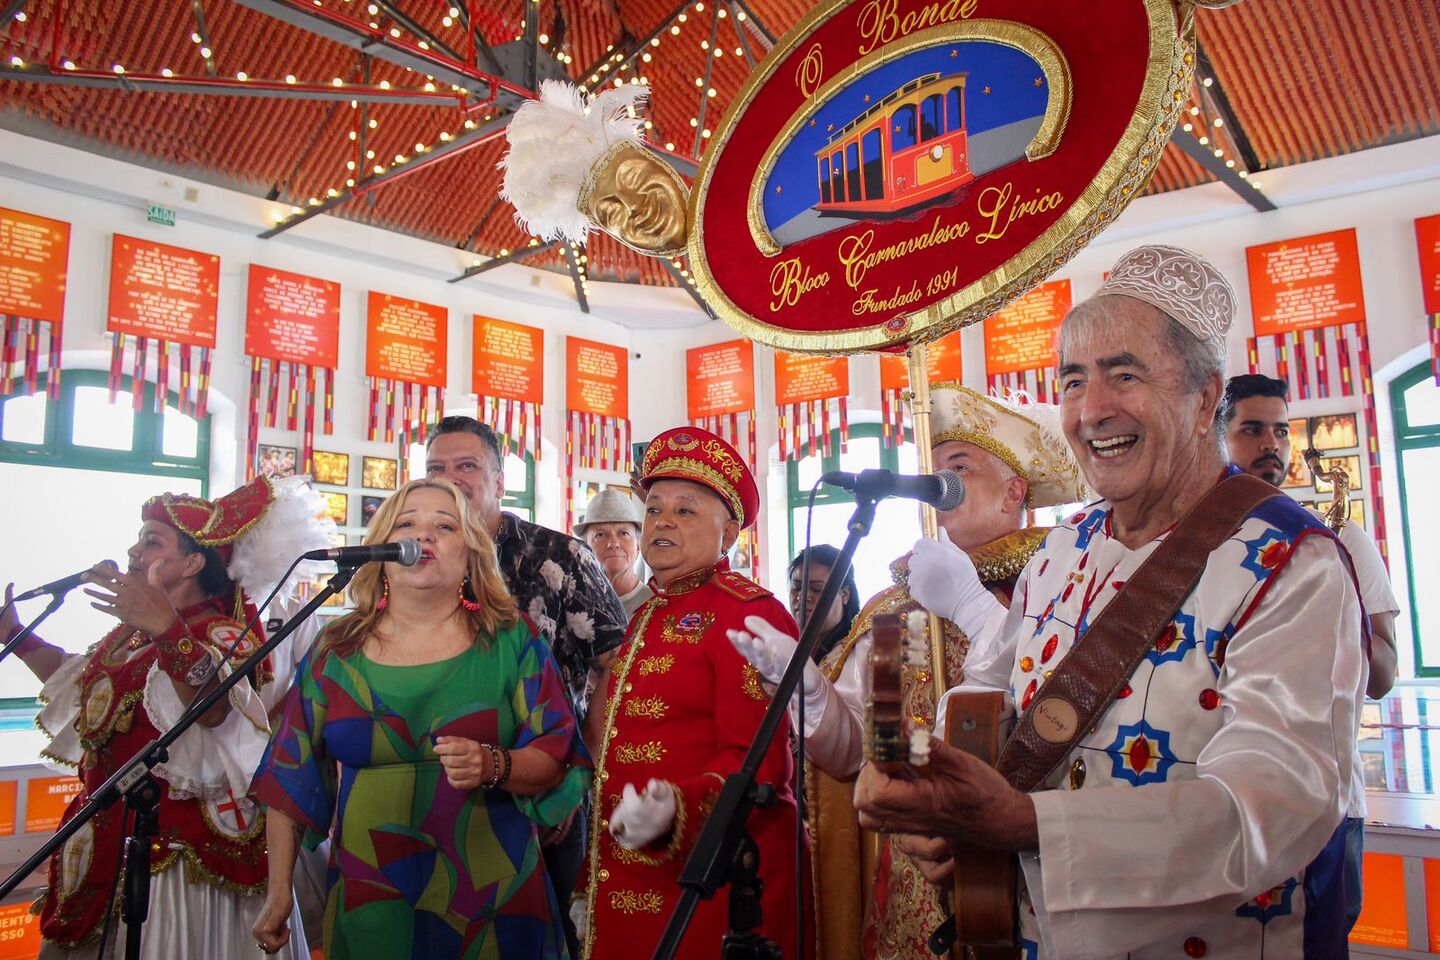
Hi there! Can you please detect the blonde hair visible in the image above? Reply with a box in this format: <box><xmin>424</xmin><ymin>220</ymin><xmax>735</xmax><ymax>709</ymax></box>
<box><xmin>319</xmin><ymin>478</ymin><xmax>517</xmax><ymax>658</ymax></box>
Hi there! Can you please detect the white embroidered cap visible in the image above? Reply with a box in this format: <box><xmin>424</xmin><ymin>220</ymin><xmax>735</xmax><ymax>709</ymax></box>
<box><xmin>1094</xmin><ymin>244</ymin><xmax>1236</xmax><ymax>342</ymax></box>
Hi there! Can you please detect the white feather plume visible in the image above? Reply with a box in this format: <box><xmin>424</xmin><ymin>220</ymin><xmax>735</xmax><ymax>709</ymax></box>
<box><xmin>499</xmin><ymin>80</ymin><xmax>650</xmax><ymax>242</ymax></box>
<box><xmin>227</xmin><ymin>476</ymin><xmax>336</xmax><ymax>604</ymax></box>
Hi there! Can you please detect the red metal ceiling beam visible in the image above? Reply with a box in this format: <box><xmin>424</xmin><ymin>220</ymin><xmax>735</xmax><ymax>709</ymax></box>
<box><xmin>0</xmin><ymin>63</ymin><xmax>465</xmax><ymax>105</ymax></box>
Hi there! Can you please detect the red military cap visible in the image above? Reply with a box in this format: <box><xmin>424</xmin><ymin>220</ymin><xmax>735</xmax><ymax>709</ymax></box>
<box><xmin>141</xmin><ymin>475</ymin><xmax>275</xmax><ymax>564</ymax></box>
<box><xmin>641</xmin><ymin>426</ymin><xmax>759</xmax><ymax>529</ymax></box>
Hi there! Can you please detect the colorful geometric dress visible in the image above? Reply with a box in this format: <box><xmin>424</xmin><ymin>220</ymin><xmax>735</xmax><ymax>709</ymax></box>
<box><xmin>252</xmin><ymin>619</ymin><xmax>590</xmax><ymax>960</ymax></box>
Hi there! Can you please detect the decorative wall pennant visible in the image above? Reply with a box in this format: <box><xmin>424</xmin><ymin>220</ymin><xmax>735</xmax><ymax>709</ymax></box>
<box><xmin>983</xmin><ymin>279</ymin><xmax>1070</xmax><ymax>402</ymax></box>
<box><xmin>244</xmin><ymin>265</ymin><xmax>341</xmax><ymax>480</ymax></box>
<box><xmin>773</xmin><ymin>352</ymin><xmax>849</xmax><ymax>461</ymax></box>
<box><xmin>565</xmin><ymin>337</ymin><xmax>630</xmax><ymax>532</ymax></box>
<box><xmin>364</xmin><ymin>291</ymin><xmax>447</xmax><ymax>452</ymax></box>
<box><xmin>472</xmin><ymin>315</ymin><xmax>544</xmax><ymax>463</ymax></box>
<box><xmin>106</xmin><ymin>234</ymin><xmax>218</xmax><ymax>415</ymax></box>
<box><xmin>687</xmin><ymin>339</ymin><xmax>760</xmax><ymax>576</ymax></box>
<box><xmin>877</xmin><ymin>331</ymin><xmax>962</xmax><ymax>448</ymax></box>
<box><xmin>1416</xmin><ymin>213</ymin><xmax>1440</xmax><ymax>386</ymax></box>
<box><xmin>0</xmin><ymin>207</ymin><xmax>70</xmax><ymax>400</ymax></box>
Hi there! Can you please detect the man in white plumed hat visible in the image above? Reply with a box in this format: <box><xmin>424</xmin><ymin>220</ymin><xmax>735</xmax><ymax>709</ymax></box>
<box><xmin>574</xmin><ymin>488</ymin><xmax>652</xmax><ymax>618</ymax></box>
<box><xmin>854</xmin><ymin>245</ymin><xmax>1367</xmax><ymax>958</ymax></box>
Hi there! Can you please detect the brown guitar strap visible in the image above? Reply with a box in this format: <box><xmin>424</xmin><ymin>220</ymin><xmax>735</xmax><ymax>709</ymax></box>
<box><xmin>995</xmin><ymin>473</ymin><xmax>1281</xmax><ymax>793</ymax></box>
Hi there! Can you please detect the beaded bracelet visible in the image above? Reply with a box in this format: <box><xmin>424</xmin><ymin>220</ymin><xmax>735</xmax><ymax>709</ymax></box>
<box><xmin>496</xmin><ymin>747</ymin><xmax>513</xmax><ymax>787</ymax></box>
<box><xmin>483</xmin><ymin>744</ymin><xmax>504</xmax><ymax>788</ymax></box>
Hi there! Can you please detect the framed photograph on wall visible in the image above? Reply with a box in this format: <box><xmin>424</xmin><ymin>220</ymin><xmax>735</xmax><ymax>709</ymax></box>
<box><xmin>362</xmin><ymin>456</ymin><xmax>399</xmax><ymax>490</ymax></box>
<box><xmin>320</xmin><ymin>491</ymin><xmax>348</xmax><ymax>526</ymax></box>
<box><xmin>1309</xmin><ymin>413</ymin><xmax>1359</xmax><ymax>451</ymax></box>
<box><xmin>257</xmin><ymin>444</ymin><xmax>297</xmax><ymax>479</ymax></box>
<box><xmin>361</xmin><ymin>495</ymin><xmax>384</xmax><ymax>527</ymax></box>
<box><xmin>1281</xmin><ymin>419</ymin><xmax>1311</xmax><ymax>489</ymax></box>
<box><xmin>1348</xmin><ymin>498</ymin><xmax>1367</xmax><ymax>530</ymax></box>
<box><xmin>1312</xmin><ymin>455</ymin><xmax>1363</xmax><ymax>495</ymax></box>
<box><xmin>312</xmin><ymin>450</ymin><xmax>349</xmax><ymax>486</ymax></box>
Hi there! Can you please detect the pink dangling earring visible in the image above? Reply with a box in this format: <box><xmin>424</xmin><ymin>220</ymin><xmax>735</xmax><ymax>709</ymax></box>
<box><xmin>376</xmin><ymin>574</ymin><xmax>390</xmax><ymax>612</ymax></box>
<box><xmin>458</xmin><ymin>575</ymin><xmax>482</xmax><ymax>613</ymax></box>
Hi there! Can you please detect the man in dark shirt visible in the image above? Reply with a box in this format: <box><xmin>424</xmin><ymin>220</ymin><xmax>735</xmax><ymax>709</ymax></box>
<box><xmin>426</xmin><ymin>415</ymin><xmax>625</xmax><ymax>958</ymax></box>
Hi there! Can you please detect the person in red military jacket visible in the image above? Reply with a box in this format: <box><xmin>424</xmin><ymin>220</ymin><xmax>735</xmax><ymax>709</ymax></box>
<box><xmin>576</xmin><ymin>426</ymin><xmax>813</xmax><ymax>960</ymax></box>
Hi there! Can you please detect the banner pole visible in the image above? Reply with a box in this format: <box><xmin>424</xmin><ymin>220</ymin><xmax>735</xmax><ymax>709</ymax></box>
<box><xmin>906</xmin><ymin>337</ymin><xmax>948</xmax><ymax>704</ymax></box>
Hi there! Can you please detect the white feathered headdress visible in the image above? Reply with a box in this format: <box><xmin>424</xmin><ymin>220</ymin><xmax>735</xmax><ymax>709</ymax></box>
<box><xmin>227</xmin><ymin>476</ymin><xmax>336</xmax><ymax>604</ymax></box>
<box><xmin>499</xmin><ymin>79</ymin><xmax>650</xmax><ymax>243</ymax></box>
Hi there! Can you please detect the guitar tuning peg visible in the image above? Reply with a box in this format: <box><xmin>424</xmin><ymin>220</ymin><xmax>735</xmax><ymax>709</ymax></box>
<box><xmin>909</xmin><ymin>728</ymin><xmax>931</xmax><ymax>766</ymax></box>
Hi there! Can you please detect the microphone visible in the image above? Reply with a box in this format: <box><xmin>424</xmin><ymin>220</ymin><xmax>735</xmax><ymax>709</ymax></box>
<box><xmin>820</xmin><ymin>469</ymin><xmax>966</xmax><ymax>511</ymax></box>
<box><xmin>302</xmin><ymin>539</ymin><xmax>422</xmax><ymax>567</ymax></box>
<box><xmin>13</xmin><ymin>571</ymin><xmax>89</xmax><ymax>602</ymax></box>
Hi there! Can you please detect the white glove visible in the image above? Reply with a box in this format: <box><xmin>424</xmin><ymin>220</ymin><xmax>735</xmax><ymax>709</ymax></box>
<box><xmin>569</xmin><ymin>898</ymin><xmax>588</xmax><ymax>940</ymax></box>
<box><xmin>908</xmin><ymin>530</ymin><xmax>1003</xmax><ymax>638</ymax></box>
<box><xmin>727</xmin><ymin>614</ymin><xmax>823</xmax><ymax>697</ymax></box>
<box><xmin>609</xmin><ymin>779</ymin><xmax>676</xmax><ymax>850</ymax></box>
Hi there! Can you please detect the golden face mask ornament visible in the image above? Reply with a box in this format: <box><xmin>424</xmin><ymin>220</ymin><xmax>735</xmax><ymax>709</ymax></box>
<box><xmin>500</xmin><ymin>80</ymin><xmax>691</xmax><ymax>257</ymax></box>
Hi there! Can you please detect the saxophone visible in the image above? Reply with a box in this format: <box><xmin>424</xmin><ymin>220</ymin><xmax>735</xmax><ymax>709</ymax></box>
<box><xmin>1303</xmin><ymin>448</ymin><xmax>1350</xmax><ymax>532</ymax></box>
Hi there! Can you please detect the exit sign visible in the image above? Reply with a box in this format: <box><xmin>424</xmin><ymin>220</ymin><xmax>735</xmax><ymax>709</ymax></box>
<box><xmin>146</xmin><ymin>204</ymin><xmax>176</xmax><ymax>227</ymax></box>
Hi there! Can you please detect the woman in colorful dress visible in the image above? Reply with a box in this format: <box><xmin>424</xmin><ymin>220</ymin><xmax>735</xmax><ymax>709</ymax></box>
<box><xmin>251</xmin><ymin>478</ymin><xmax>589</xmax><ymax>959</ymax></box>
<box><xmin>0</xmin><ymin>475</ymin><xmax>329</xmax><ymax>959</ymax></box>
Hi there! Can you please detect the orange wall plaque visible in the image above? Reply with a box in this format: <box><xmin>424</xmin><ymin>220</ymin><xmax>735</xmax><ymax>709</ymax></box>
<box><xmin>566</xmin><ymin>337</ymin><xmax>628</xmax><ymax>418</ymax></box>
<box><xmin>472</xmin><ymin>316</ymin><xmax>543</xmax><ymax>404</ymax></box>
<box><xmin>1246</xmin><ymin>228</ymin><xmax>1366</xmax><ymax>337</ymax></box>
<box><xmin>0</xmin><ymin>780</ymin><xmax>14</xmax><ymax>836</ymax></box>
<box><xmin>1349</xmin><ymin>852</ymin><xmax>1409</xmax><ymax>949</ymax></box>
<box><xmin>983</xmin><ymin>280</ymin><xmax>1071</xmax><ymax>376</ymax></box>
<box><xmin>244</xmin><ymin>265</ymin><xmax>340</xmax><ymax>367</ymax></box>
<box><xmin>686</xmin><ymin>340</ymin><xmax>756</xmax><ymax>419</ymax></box>
<box><xmin>0</xmin><ymin>902</ymin><xmax>41</xmax><ymax>960</ymax></box>
<box><xmin>774</xmin><ymin>353</ymin><xmax>849</xmax><ymax>406</ymax></box>
<box><xmin>364</xmin><ymin>291</ymin><xmax>447</xmax><ymax>387</ymax></box>
<box><xmin>878</xmin><ymin>332</ymin><xmax>964</xmax><ymax>391</ymax></box>
<box><xmin>0</xmin><ymin>207</ymin><xmax>70</xmax><ymax>325</ymax></box>
<box><xmin>106</xmin><ymin>234</ymin><xmax>219</xmax><ymax>346</ymax></box>
<box><xmin>1416</xmin><ymin>213</ymin><xmax>1440</xmax><ymax>316</ymax></box>
<box><xmin>24</xmin><ymin>775</ymin><xmax>82</xmax><ymax>834</ymax></box>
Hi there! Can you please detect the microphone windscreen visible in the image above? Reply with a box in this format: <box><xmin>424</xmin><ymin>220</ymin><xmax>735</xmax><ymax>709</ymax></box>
<box><xmin>933</xmin><ymin>470</ymin><xmax>966</xmax><ymax>511</ymax></box>
<box><xmin>395</xmin><ymin>539</ymin><xmax>422</xmax><ymax>566</ymax></box>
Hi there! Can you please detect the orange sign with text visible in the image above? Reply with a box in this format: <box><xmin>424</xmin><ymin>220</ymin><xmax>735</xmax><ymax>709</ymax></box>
<box><xmin>0</xmin><ymin>902</ymin><xmax>41</xmax><ymax>960</ymax></box>
<box><xmin>1350</xmin><ymin>852</ymin><xmax>1409</xmax><ymax>949</ymax></box>
<box><xmin>24</xmin><ymin>775</ymin><xmax>82</xmax><ymax>834</ymax></box>
<box><xmin>774</xmin><ymin>353</ymin><xmax>849</xmax><ymax>405</ymax></box>
<box><xmin>364</xmin><ymin>292</ymin><xmax>447</xmax><ymax>387</ymax></box>
<box><xmin>1246</xmin><ymin>228</ymin><xmax>1366</xmax><ymax>336</ymax></box>
<box><xmin>983</xmin><ymin>280</ymin><xmax>1070</xmax><ymax>376</ymax></box>
<box><xmin>1416</xmin><ymin>214</ymin><xmax>1440</xmax><ymax>315</ymax></box>
<box><xmin>106</xmin><ymin>235</ymin><xmax>219</xmax><ymax>346</ymax></box>
<box><xmin>879</xmin><ymin>332</ymin><xmax>964</xmax><ymax>391</ymax></box>
<box><xmin>566</xmin><ymin>337</ymin><xmax>628</xmax><ymax>418</ymax></box>
<box><xmin>686</xmin><ymin>340</ymin><xmax>756</xmax><ymax>419</ymax></box>
<box><xmin>472</xmin><ymin>316</ymin><xmax>543</xmax><ymax>404</ymax></box>
<box><xmin>0</xmin><ymin>207</ymin><xmax>70</xmax><ymax>325</ymax></box>
<box><xmin>244</xmin><ymin>265</ymin><xmax>340</xmax><ymax>367</ymax></box>
<box><xmin>0</xmin><ymin>780</ymin><xmax>14</xmax><ymax>836</ymax></box>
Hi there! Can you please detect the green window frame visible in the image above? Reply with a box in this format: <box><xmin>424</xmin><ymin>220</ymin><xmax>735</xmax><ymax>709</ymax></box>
<box><xmin>785</xmin><ymin>423</ymin><xmax>909</xmax><ymax>558</ymax></box>
<box><xmin>1391</xmin><ymin>360</ymin><xmax>1440</xmax><ymax>677</ymax></box>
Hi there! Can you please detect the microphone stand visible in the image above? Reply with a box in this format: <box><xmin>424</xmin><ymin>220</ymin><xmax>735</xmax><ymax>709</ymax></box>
<box><xmin>0</xmin><ymin>592</ymin><xmax>67</xmax><ymax>667</ymax></box>
<box><xmin>652</xmin><ymin>492</ymin><xmax>880</xmax><ymax>960</ymax></box>
<box><xmin>0</xmin><ymin>564</ymin><xmax>358</xmax><ymax>959</ymax></box>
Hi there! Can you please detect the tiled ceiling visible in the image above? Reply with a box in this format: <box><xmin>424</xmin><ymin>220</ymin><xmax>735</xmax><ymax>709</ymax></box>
<box><xmin>1</xmin><ymin>0</ymin><xmax>1436</xmax><ymax>290</ymax></box>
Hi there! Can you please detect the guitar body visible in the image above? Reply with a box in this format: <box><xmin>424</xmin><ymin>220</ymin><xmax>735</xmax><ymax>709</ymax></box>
<box><xmin>944</xmin><ymin>692</ymin><xmax>1019</xmax><ymax>959</ymax></box>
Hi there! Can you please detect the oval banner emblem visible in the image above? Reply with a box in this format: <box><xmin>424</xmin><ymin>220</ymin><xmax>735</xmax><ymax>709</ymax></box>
<box><xmin>688</xmin><ymin>0</ymin><xmax>1198</xmax><ymax>353</ymax></box>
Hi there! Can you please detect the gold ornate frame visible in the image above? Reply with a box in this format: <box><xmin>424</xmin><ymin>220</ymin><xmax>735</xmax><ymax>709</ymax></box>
<box><xmin>687</xmin><ymin>0</ymin><xmax>1197</xmax><ymax>355</ymax></box>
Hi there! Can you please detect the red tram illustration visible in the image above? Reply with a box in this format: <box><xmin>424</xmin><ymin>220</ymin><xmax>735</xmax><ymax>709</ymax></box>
<box><xmin>813</xmin><ymin>72</ymin><xmax>973</xmax><ymax>216</ymax></box>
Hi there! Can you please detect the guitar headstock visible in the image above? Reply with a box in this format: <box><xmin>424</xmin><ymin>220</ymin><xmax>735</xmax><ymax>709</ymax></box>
<box><xmin>864</xmin><ymin>612</ymin><xmax>932</xmax><ymax>771</ymax></box>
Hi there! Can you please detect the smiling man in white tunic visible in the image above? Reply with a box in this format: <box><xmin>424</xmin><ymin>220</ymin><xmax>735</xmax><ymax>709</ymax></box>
<box><xmin>854</xmin><ymin>244</ymin><xmax>1367</xmax><ymax>959</ymax></box>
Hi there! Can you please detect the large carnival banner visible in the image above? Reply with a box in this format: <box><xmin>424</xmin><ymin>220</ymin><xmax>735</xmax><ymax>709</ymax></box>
<box><xmin>774</xmin><ymin>352</ymin><xmax>849</xmax><ymax>460</ymax></box>
<box><xmin>244</xmin><ymin>265</ymin><xmax>341</xmax><ymax>480</ymax></box>
<box><xmin>364</xmin><ymin>292</ymin><xmax>447</xmax><ymax>473</ymax></box>
<box><xmin>0</xmin><ymin>207</ymin><xmax>70</xmax><ymax>400</ymax></box>
<box><xmin>1416</xmin><ymin>213</ymin><xmax>1440</xmax><ymax>385</ymax></box>
<box><xmin>1244</xmin><ymin>228</ymin><xmax>1387</xmax><ymax>560</ymax></box>
<box><xmin>565</xmin><ymin>337</ymin><xmax>630</xmax><ymax>530</ymax></box>
<box><xmin>472</xmin><ymin>315</ymin><xmax>544</xmax><ymax>461</ymax></box>
<box><xmin>983</xmin><ymin>279</ymin><xmax>1070</xmax><ymax>400</ymax></box>
<box><xmin>106</xmin><ymin>235</ymin><xmax>219</xmax><ymax>416</ymax></box>
<box><xmin>877</xmin><ymin>331</ymin><xmax>962</xmax><ymax>447</ymax></box>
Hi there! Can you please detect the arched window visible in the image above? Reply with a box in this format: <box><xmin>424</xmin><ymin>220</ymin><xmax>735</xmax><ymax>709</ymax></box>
<box><xmin>891</xmin><ymin>104</ymin><xmax>917</xmax><ymax>152</ymax></box>
<box><xmin>946</xmin><ymin>87</ymin><xmax>964</xmax><ymax>132</ymax></box>
<box><xmin>1391</xmin><ymin>360</ymin><xmax>1440</xmax><ymax>675</ymax></box>
<box><xmin>819</xmin><ymin>156</ymin><xmax>832</xmax><ymax>203</ymax></box>
<box><xmin>785</xmin><ymin>424</ymin><xmax>919</xmax><ymax>602</ymax></box>
<box><xmin>920</xmin><ymin>93</ymin><xmax>943</xmax><ymax>141</ymax></box>
<box><xmin>861</xmin><ymin>128</ymin><xmax>884</xmax><ymax>199</ymax></box>
<box><xmin>0</xmin><ymin>371</ymin><xmax>210</xmax><ymax>701</ymax></box>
